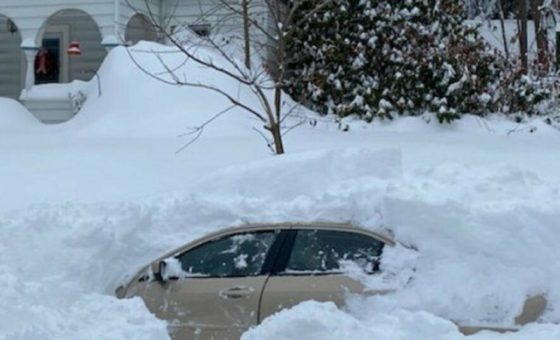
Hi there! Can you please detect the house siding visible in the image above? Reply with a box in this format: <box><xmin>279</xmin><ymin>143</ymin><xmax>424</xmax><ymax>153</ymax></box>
<box><xmin>0</xmin><ymin>0</ymin><xmax>275</xmax><ymax>103</ymax></box>
<box><xmin>0</xmin><ymin>16</ymin><xmax>24</xmax><ymax>99</ymax></box>
<box><xmin>169</xmin><ymin>0</ymin><xmax>269</xmax><ymax>40</ymax></box>
<box><xmin>0</xmin><ymin>0</ymin><xmax>116</xmax><ymax>43</ymax></box>
<box><xmin>120</xmin><ymin>0</ymin><xmax>272</xmax><ymax>58</ymax></box>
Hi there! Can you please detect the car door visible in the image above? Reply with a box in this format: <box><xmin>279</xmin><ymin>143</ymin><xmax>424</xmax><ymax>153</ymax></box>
<box><xmin>127</xmin><ymin>229</ymin><xmax>282</xmax><ymax>340</ymax></box>
<box><xmin>259</xmin><ymin>228</ymin><xmax>388</xmax><ymax>319</ymax></box>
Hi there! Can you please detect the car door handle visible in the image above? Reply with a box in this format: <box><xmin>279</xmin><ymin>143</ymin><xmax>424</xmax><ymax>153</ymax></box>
<box><xmin>219</xmin><ymin>286</ymin><xmax>255</xmax><ymax>299</ymax></box>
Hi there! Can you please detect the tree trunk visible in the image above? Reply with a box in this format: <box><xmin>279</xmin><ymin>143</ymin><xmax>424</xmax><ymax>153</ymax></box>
<box><xmin>531</xmin><ymin>0</ymin><xmax>549</xmax><ymax>72</ymax></box>
<box><xmin>272</xmin><ymin>81</ymin><xmax>285</xmax><ymax>154</ymax></box>
<box><xmin>270</xmin><ymin>123</ymin><xmax>285</xmax><ymax>154</ymax></box>
<box><xmin>271</xmin><ymin>14</ymin><xmax>286</xmax><ymax>155</ymax></box>
<box><xmin>556</xmin><ymin>30</ymin><xmax>560</xmax><ymax>69</ymax></box>
<box><xmin>242</xmin><ymin>0</ymin><xmax>251</xmax><ymax>70</ymax></box>
<box><xmin>498</xmin><ymin>0</ymin><xmax>510</xmax><ymax>61</ymax></box>
<box><xmin>518</xmin><ymin>0</ymin><xmax>529</xmax><ymax>72</ymax></box>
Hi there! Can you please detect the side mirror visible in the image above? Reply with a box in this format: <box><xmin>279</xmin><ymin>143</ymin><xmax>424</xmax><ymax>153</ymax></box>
<box><xmin>154</xmin><ymin>260</ymin><xmax>167</xmax><ymax>283</ymax></box>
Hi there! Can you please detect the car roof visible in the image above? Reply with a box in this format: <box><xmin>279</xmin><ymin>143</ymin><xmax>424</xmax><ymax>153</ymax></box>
<box><xmin>224</xmin><ymin>222</ymin><xmax>394</xmax><ymax>244</ymax></box>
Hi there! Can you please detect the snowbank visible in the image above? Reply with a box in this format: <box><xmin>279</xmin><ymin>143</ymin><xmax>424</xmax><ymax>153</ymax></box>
<box><xmin>2</xmin><ymin>147</ymin><xmax>560</xmax><ymax>338</ymax></box>
<box><xmin>190</xmin><ymin>147</ymin><xmax>402</xmax><ymax>201</ymax></box>
<box><xmin>192</xmin><ymin>150</ymin><xmax>560</xmax><ymax>326</ymax></box>
<box><xmin>238</xmin><ymin>154</ymin><xmax>560</xmax><ymax>339</ymax></box>
<box><xmin>242</xmin><ymin>301</ymin><xmax>560</xmax><ymax>340</ymax></box>
<box><xmin>62</xmin><ymin>42</ymin><xmax>275</xmax><ymax>138</ymax></box>
<box><xmin>0</xmin><ymin>293</ymin><xmax>169</xmax><ymax>340</ymax></box>
<box><xmin>20</xmin><ymin>80</ymin><xmax>91</xmax><ymax>100</ymax></box>
<box><xmin>0</xmin><ymin>97</ymin><xmax>42</xmax><ymax>132</ymax></box>
<box><xmin>0</xmin><ymin>148</ymin><xmax>398</xmax><ymax>339</ymax></box>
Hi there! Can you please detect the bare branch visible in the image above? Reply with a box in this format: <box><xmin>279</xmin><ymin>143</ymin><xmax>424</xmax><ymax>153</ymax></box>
<box><xmin>178</xmin><ymin>81</ymin><xmax>268</xmax><ymax>122</ymax></box>
<box><xmin>280</xmin><ymin>101</ymin><xmax>301</xmax><ymax>124</ymax></box>
<box><xmin>123</xmin><ymin>0</ymin><xmax>329</xmax><ymax>154</ymax></box>
<box><xmin>287</xmin><ymin>0</ymin><xmax>335</xmax><ymax>37</ymax></box>
<box><xmin>217</xmin><ymin>0</ymin><xmax>278</xmax><ymax>41</ymax></box>
<box><xmin>252</xmin><ymin>127</ymin><xmax>276</xmax><ymax>154</ymax></box>
<box><xmin>176</xmin><ymin>104</ymin><xmax>237</xmax><ymax>153</ymax></box>
<box><xmin>282</xmin><ymin>120</ymin><xmax>306</xmax><ymax>137</ymax></box>
<box><xmin>125</xmin><ymin>46</ymin><xmax>181</xmax><ymax>86</ymax></box>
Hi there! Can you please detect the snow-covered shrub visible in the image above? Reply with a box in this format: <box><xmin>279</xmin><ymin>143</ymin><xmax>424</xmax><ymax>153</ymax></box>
<box><xmin>285</xmin><ymin>0</ymin><xmax>548</xmax><ymax>123</ymax></box>
<box><xmin>496</xmin><ymin>71</ymin><xmax>552</xmax><ymax>115</ymax></box>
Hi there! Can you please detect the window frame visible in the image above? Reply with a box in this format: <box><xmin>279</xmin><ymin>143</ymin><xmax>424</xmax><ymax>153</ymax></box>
<box><xmin>271</xmin><ymin>228</ymin><xmax>387</xmax><ymax>276</ymax></box>
<box><xmin>170</xmin><ymin>229</ymin><xmax>289</xmax><ymax>279</ymax></box>
<box><xmin>188</xmin><ymin>23</ymin><xmax>211</xmax><ymax>37</ymax></box>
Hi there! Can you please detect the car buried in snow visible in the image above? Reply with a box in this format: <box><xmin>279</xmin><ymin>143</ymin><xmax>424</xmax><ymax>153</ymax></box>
<box><xmin>115</xmin><ymin>222</ymin><xmax>547</xmax><ymax>340</ymax></box>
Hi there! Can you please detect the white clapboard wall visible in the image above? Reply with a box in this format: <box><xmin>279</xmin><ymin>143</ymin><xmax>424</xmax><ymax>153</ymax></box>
<box><xmin>0</xmin><ymin>16</ymin><xmax>23</xmax><ymax>99</ymax></box>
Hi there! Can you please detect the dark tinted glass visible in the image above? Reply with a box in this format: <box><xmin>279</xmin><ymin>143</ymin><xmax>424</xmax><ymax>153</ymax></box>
<box><xmin>176</xmin><ymin>231</ymin><xmax>276</xmax><ymax>277</ymax></box>
<box><xmin>286</xmin><ymin>229</ymin><xmax>384</xmax><ymax>273</ymax></box>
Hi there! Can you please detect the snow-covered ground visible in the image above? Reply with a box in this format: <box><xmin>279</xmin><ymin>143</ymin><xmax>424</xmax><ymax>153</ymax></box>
<box><xmin>1</xmin><ymin>42</ymin><xmax>560</xmax><ymax>339</ymax></box>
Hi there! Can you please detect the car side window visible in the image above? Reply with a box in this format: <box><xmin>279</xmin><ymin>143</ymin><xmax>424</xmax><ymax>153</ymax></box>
<box><xmin>176</xmin><ymin>231</ymin><xmax>277</xmax><ymax>278</ymax></box>
<box><xmin>285</xmin><ymin>229</ymin><xmax>384</xmax><ymax>274</ymax></box>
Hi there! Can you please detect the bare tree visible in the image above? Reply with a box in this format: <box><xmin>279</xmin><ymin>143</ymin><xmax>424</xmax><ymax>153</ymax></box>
<box><xmin>518</xmin><ymin>0</ymin><xmax>529</xmax><ymax>72</ymax></box>
<box><xmin>125</xmin><ymin>0</ymin><xmax>331</xmax><ymax>155</ymax></box>
<box><xmin>242</xmin><ymin>0</ymin><xmax>251</xmax><ymax>69</ymax></box>
<box><xmin>530</xmin><ymin>0</ymin><xmax>550</xmax><ymax>71</ymax></box>
<box><xmin>476</xmin><ymin>1</ymin><xmax>511</xmax><ymax>62</ymax></box>
<box><xmin>497</xmin><ymin>0</ymin><xmax>510</xmax><ymax>61</ymax></box>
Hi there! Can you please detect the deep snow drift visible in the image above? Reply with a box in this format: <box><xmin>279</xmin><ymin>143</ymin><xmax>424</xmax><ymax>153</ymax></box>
<box><xmin>0</xmin><ymin>97</ymin><xmax>42</xmax><ymax>132</ymax></box>
<box><xmin>62</xmin><ymin>42</ymin><xmax>275</xmax><ymax>137</ymax></box>
<box><xmin>242</xmin><ymin>301</ymin><xmax>560</xmax><ymax>340</ymax></box>
<box><xmin>2</xmin><ymin>147</ymin><xmax>560</xmax><ymax>339</ymax></box>
<box><xmin>1</xmin><ymin>41</ymin><xmax>560</xmax><ymax>339</ymax></box>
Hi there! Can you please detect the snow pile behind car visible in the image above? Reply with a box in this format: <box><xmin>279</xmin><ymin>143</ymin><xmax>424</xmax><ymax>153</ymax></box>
<box><xmin>2</xmin><ymin>147</ymin><xmax>560</xmax><ymax>339</ymax></box>
<box><xmin>194</xmin><ymin>148</ymin><xmax>560</xmax><ymax>331</ymax></box>
<box><xmin>61</xmin><ymin>41</ymin><xmax>278</xmax><ymax>138</ymax></box>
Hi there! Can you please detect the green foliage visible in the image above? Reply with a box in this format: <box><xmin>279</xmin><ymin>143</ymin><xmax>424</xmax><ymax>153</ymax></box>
<box><xmin>499</xmin><ymin>73</ymin><xmax>551</xmax><ymax>114</ymax></box>
<box><xmin>285</xmin><ymin>0</ymin><xmax>549</xmax><ymax>123</ymax></box>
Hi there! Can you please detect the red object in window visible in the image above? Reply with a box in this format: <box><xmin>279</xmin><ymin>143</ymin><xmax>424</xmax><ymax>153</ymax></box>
<box><xmin>67</xmin><ymin>41</ymin><xmax>82</xmax><ymax>56</ymax></box>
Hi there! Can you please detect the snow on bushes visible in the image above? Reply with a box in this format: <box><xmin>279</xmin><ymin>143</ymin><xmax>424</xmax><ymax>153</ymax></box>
<box><xmin>285</xmin><ymin>0</ymin><xmax>551</xmax><ymax>123</ymax></box>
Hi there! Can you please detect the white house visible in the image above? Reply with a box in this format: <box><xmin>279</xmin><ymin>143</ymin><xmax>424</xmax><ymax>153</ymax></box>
<box><xmin>0</xmin><ymin>0</ymin><xmax>269</xmax><ymax>123</ymax></box>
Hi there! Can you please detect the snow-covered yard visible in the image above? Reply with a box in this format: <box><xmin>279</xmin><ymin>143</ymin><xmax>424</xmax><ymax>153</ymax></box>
<box><xmin>1</xmin><ymin>43</ymin><xmax>560</xmax><ymax>339</ymax></box>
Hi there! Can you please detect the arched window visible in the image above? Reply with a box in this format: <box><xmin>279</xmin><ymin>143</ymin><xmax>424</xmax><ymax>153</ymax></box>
<box><xmin>125</xmin><ymin>14</ymin><xmax>157</xmax><ymax>46</ymax></box>
<box><xmin>38</xmin><ymin>9</ymin><xmax>105</xmax><ymax>84</ymax></box>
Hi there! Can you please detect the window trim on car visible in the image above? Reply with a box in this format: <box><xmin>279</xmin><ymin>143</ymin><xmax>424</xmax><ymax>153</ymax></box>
<box><xmin>166</xmin><ymin>229</ymin><xmax>288</xmax><ymax>279</ymax></box>
<box><xmin>131</xmin><ymin>223</ymin><xmax>393</xmax><ymax>284</ymax></box>
<box><xmin>270</xmin><ymin>228</ymin><xmax>386</xmax><ymax>276</ymax></box>
<box><xmin>259</xmin><ymin>230</ymin><xmax>290</xmax><ymax>275</ymax></box>
<box><xmin>269</xmin><ymin>230</ymin><xmax>297</xmax><ymax>275</ymax></box>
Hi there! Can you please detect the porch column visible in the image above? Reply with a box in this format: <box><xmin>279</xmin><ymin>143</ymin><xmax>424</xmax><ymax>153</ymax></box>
<box><xmin>22</xmin><ymin>47</ymin><xmax>39</xmax><ymax>91</ymax></box>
